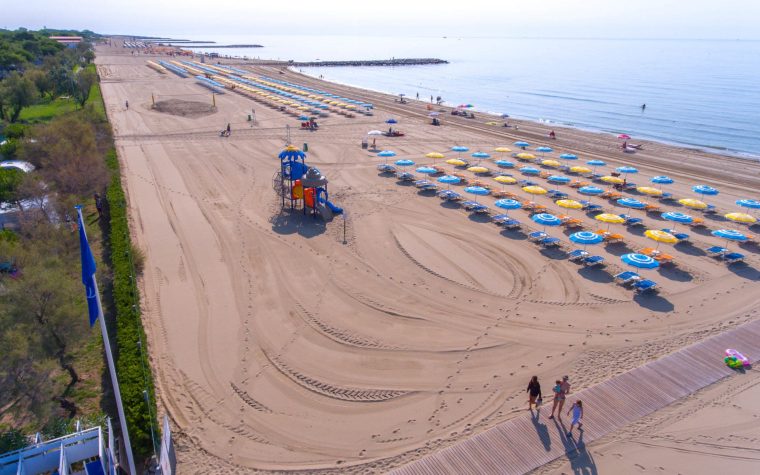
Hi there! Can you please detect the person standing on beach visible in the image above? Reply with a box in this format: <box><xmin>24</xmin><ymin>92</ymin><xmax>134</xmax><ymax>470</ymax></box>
<box><xmin>549</xmin><ymin>380</ymin><xmax>563</xmax><ymax>420</ymax></box>
<box><xmin>641</xmin><ymin>103</ymin><xmax>646</xmax><ymax>111</ymax></box>
<box><xmin>416</xmin><ymin>92</ymin><xmax>419</xmax><ymax>100</ymax></box>
<box><xmin>125</xmin><ymin>100</ymin><xmax>129</xmax><ymax>110</ymax></box>
<box><xmin>558</xmin><ymin>376</ymin><xmax>571</xmax><ymax>417</ymax></box>
<box><xmin>430</xmin><ymin>95</ymin><xmax>433</xmax><ymax>103</ymax></box>
<box><xmin>566</xmin><ymin>400</ymin><xmax>583</xmax><ymax>436</ymax></box>
<box><xmin>527</xmin><ymin>376</ymin><xmax>542</xmax><ymax>412</ymax></box>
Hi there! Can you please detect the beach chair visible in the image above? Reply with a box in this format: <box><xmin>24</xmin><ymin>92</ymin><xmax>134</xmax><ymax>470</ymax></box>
<box><xmin>614</xmin><ymin>271</ymin><xmax>641</xmax><ymax>285</ymax></box>
<box><xmin>620</xmin><ymin>214</ymin><xmax>644</xmax><ymax>226</ymax></box>
<box><xmin>397</xmin><ymin>172</ymin><xmax>415</xmax><ymax>182</ymax></box>
<box><xmin>688</xmin><ymin>217</ymin><xmax>706</xmax><ymax>228</ymax></box>
<box><xmin>500</xmin><ymin>218</ymin><xmax>522</xmax><ymax>229</ymax></box>
<box><xmin>462</xmin><ymin>201</ymin><xmax>489</xmax><ymax>213</ymax></box>
<box><xmin>518</xmin><ymin>179</ymin><xmax>538</xmax><ymax>187</ymax></box>
<box><xmin>653</xmin><ymin>252</ymin><xmax>675</xmax><ymax>265</ymax></box>
<box><xmin>658</xmin><ymin>192</ymin><xmax>674</xmax><ymax>201</ymax></box>
<box><xmin>724</xmin><ymin>252</ymin><xmax>745</xmax><ymax>264</ymax></box>
<box><xmin>645</xmin><ymin>203</ymin><xmax>661</xmax><ymax>212</ymax></box>
<box><xmin>706</xmin><ymin>246</ymin><xmax>729</xmax><ymax>257</ymax></box>
<box><xmin>595</xmin><ymin>230</ymin><xmax>624</xmax><ymax>244</ymax></box>
<box><xmin>377</xmin><ymin>164</ymin><xmax>396</xmax><ymax>173</ymax></box>
<box><xmin>634</xmin><ymin>279</ymin><xmax>658</xmax><ymax>294</ymax></box>
<box><xmin>624</xmin><ymin>182</ymin><xmax>638</xmax><ymax>191</ymax></box>
<box><xmin>568</xmin><ymin>249</ymin><xmax>590</xmax><ymax>262</ymax></box>
<box><xmin>583</xmin><ymin>255</ymin><xmax>605</xmax><ymax>267</ymax></box>
<box><xmin>528</xmin><ymin>231</ymin><xmax>548</xmax><ymax>242</ymax></box>
<box><xmin>469</xmin><ymin>180</ymin><xmax>491</xmax><ymax>189</ymax></box>
<box><xmin>452</xmin><ymin>173</ymin><xmax>469</xmax><ymax>183</ymax></box>
<box><xmin>662</xmin><ymin>228</ymin><xmax>689</xmax><ymax>242</ymax></box>
<box><xmin>570</xmin><ymin>180</ymin><xmax>589</xmax><ymax>188</ymax></box>
<box><xmin>559</xmin><ymin>215</ymin><xmax>583</xmax><ymax>228</ymax></box>
<box><xmin>547</xmin><ymin>190</ymin><xmax>568</xmax><ymax>199</ymax></box>
<box><xmin>415</xmin><ymin>180</ymin><xmax>438</xmax><ymax>191</ymax></box>
<box><xmin>432</xmin><ymin>166</ymin><xmax>446</xmax><ymax>174</ymax></box>
<box><xmin>438</xmin><ymin>190</ymin><xmax>463</xmax><ymax>201</ymax></box>
<box><xmin>492</xmin><ymin>190</ymin><xmax>518</xmax><ymax>198</ymax></box>
<box><xmin>539</xmin><ymin>171</ymin><xmax>552</xmax><ymax>179</ymax></box>
<box><xmin>703</xmin><ymin>204</ymin><xmax>717</xmax><ymax>214</ymax></box>
<box><xmin>600</xmin><ymin>190</ymin><xmax>622</xmax><ymax>199</ymax></box>
<box><xmin>539</xmin><ymin>237</ymin><xmax>561</xmax><ymax>248</ymax></box>
<box><xmin>492</xmin><ymin>214</ymin><xmax>510</xmax><ymax>224</ymax></box>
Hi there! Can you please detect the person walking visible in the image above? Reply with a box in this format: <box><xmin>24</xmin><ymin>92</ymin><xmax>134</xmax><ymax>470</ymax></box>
<box><xmin>557</xmin><ymin>375</ymin><xmax>571</xmax><ymax>419</ymax></box>
<box><xmin>527</xmin><ymin>376</ymin><xmax>542</xmax><ymax>412</ymax></box>
<box><xmin>226</xmin><ymin>123</ymin><xmax>231</xmax><ymax>134</ymax></box>
<box><xmin>549</xmin><ymin>380</ymin><xmax>563</xmax><ymax>420</ymax></box>
<box><xmin>566</xmin><ymin>400</ymin><xmax>583</xmax><ymax>436</ymax></box>
<box><xmin>125</xmin><ymin>100</ymin><xmax>129</xmax><ymax>110</ymax></box>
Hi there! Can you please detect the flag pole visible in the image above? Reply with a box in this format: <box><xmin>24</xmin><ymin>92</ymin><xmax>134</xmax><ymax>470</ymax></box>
<box><xmin>76</xmin><ymin>206</ymin><xmax>137</xmax><ymax>475</ymax></box>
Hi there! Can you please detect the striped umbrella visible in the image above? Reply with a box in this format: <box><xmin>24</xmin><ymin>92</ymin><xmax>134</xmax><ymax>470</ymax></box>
<box><xmin>579</xmin><ymin>186</ymin><xmax>604</xmax><ymax>196</ymax></box>
<box><xmin>621</xmin><ymin>253</ymin><xmax>659</xmax><ymax>269</ymax></box>
<box><xmin>494</xmin><ymin>160</ymin><xmax>514</xmax><ymax>168</ymax></box>
<box><xmin>494</xmin><ymin>199</ymin><xmax>522</xmax><ymax>215</ymax></box>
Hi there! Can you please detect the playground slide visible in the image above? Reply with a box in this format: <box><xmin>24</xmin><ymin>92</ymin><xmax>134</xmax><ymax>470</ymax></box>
<box><xmin>325</xmin><ymin>200</ymin><xmax>343</xmax><ymax>214</ymax></box>
<box><xmin>316</xmin><ymin>203</ymin><xmax>333</xmax><ymax>220</ymax></box>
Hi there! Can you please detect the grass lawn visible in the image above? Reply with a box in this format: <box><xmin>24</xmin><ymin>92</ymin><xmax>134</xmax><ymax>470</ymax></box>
<box><xmin>18</xmin><ymin>97</ymin><xmax>78</xmax><ymax>123</ymax></box>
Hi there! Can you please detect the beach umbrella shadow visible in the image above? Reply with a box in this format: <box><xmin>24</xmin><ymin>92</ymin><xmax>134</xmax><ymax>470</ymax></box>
<box><xmin>627</xmin><ymin>226</ymin><xmax>645</xmax><ymax>236</ymax></box>
<box><xmin>468</xmin><ymin>213</ymin><xmax>492</xmax><ymax>224</ymax></box>
<box><xmin>604</xmin><ymin>242</ymin><xmax>633</xmax><ymax>256</ymax></box>
<box><xmin>657</xmin><ymin>266</ymin><xmax>693</xmax><ymax>282</ymax></box>
<box><xmin>727</xmin><ymin>263</ymin><xmax>760</xmax><ymax>281</ymax></box>
<box><xmin>633</xmin><ymin>293</ymin><xmax>675</xmax><ymax>312</ymax></box>
<box><xmin>441</xmin><ymin>200</ymin><xmax>462</xmax><ymax>209</ymax></box>
<box><xmin>691</xmin><ymin>226</ymin><xmax>714</xmax><ymax>236</ymax></box>
<box><xmin>738</xmin><ymin>242</ymin><xmax>760</xmax><ymax>254</ymax></box>
<box><xmin>539</xmin><ymin>247</ymin><xmax>567</xmax><ymax>260</ymax></box>
<box><xmin>578</xmin><ymin>267</ymin><xmax>614</xmax><ymax>283</ymax></box>
<box><xmin>674</xmin><ymin>242</ymin><xmax>706</xmax><ymax>256</ymax></box>
<box><xmin>704</xmin><ymin>213</ymin><xmax>728</xmax><ymax>222</ymax></box>
<box><xmin>500</xmin><ymin>229</ymin><xmax>527</xmax><ymax>240</ymax></box>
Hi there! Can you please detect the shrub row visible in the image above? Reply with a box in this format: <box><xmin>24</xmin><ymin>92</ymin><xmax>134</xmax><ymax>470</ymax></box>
<box><xmin>104</xmin><ymin>148</ymin><xmax>158</xmax><ymax>459</ymax></box>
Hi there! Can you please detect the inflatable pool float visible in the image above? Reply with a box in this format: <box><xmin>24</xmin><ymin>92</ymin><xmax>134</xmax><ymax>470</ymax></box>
<box><xmin>725</xmin><ymin>349</ymin><xmax>750</xmax><ymax>368</ymax></box>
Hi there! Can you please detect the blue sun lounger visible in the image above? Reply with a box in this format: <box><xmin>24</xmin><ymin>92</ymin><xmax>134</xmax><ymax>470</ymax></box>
<box><xmin>415</xmin><ymin>180</ymin><xmax>438</xmax><ymax>190</ymax></box>
<box><xmin>539</xmin><ymin>237</ymin><xmax>561</xmax><ymax>247</ymax></box>
<box><xmin>634</xmin><ymin>279</ymin><xmax>658</xmax><ymax>294</ymax></box>
<box><xmin>659</xmin><ymin>192</ymin><xmax>674</xmax><ymax>201</ymax></box>
<box><xmin>438</xmin><ymin>190</ymin><xmax>462</xmax><ymax>201</ymax></box>
<box><xmin>493</xmin><ymin>215</ymin><xmax>522</xmax><ymax>229</ymax></box>
<box><xmin>620</xmin><ymin>214</ymin><xmax>644</xmax><ymax>226</ymax></box>
<box><xmin>583</xmin><ymin>255</ymin><xmax>605</xmax><ymax>267</ymax></box>
<box><xmin>724</xmin><ymin>252</ymin><xmax>745</xmax><ymax>264</ymax></box>
<box><xmin>614</xmin><ymin>271</ymin><xmax>641</xmax><ymax>285</ymax></box>
<box><xmin>397</xmin><ymin>172</ymin><xmax>415</xmax><ymax>181</ymax></box>
<box><xmin>662</xmin><ymin>228</ymin><xmax>690</xmax><ymax>242</ymax></box>
<box><xmin>704</xmin><ymin>204</ymin><xmax>717</xmax><ymax>214</ymax></box>
<box><xmin>518</xmin><ymin>179</ymin><xmax>538</xmax><ymax>187</ymax></box>
<box><xmin>547</xmin><ymin>190</ymin><xmax>568</xmax><ymax>199</ymax></box>
<box><xmin>568</xmin><ymin>249</ymin><xmax>590</xmax><ymax>261</ymax></box>
<box><xmin>377</xmin><ymin>164</ymin><xmax>396</xmax><ymax>173</ymax></box>
<box><xmin>706</xmin><ymin>246</ymin><xmax>729</xmax><ymax>257</ymax></box>
<box><xmin>462</xmin><ymin>201</ymin><xmax>489</xmax><ymax>213</ymax></box>
<box><xmin>528</xmin><ymin>231</ymin><xmax>548</xmax><ymax>242</ymax></box>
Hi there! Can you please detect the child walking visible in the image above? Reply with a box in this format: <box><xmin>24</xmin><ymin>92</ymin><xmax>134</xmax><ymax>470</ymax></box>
<box><xmin>566</xmin><ymin>400</ymin><xmax>583</xmax><ymax>436</ymax></box>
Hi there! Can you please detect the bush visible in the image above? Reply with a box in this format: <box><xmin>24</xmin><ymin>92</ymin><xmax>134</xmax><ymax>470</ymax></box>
<box><xmin>104</xmin><ymin>148</ymin><xmax>157</xmax><ymax>459</ymax></box>
<box><xmin>3</xmin><ymin>123</ymin><xmax>28</xmax><ymax>139</ymax></box>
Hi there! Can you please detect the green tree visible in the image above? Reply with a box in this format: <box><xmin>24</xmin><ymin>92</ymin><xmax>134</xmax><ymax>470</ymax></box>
<box><xmin>73</xmin><ymin>68</ymin><xmax>96</xmax><ymax>107</ymax></box>
<box><xmin>3</xmin><ymin>72</ymin><xmax>38</xmax><ymax>122</ymax></box>
<box><xmin>0</xmin><ymin>168</ymin><xmax>24</xmax><ymax>203</ymax></box>
<box><xmin>26</xmin><ymin>68</ymin><xmax>54</xmax><ymax>99</ymax></box>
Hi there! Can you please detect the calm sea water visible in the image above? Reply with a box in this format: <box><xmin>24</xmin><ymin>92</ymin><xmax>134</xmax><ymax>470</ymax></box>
<box><xmin>181</xmin><ymin>35</ymin><xmax>760</xmax><ymax>157</ymax></box>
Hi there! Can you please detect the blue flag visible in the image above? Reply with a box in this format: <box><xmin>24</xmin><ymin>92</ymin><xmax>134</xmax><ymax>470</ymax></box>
<box><xmin>76</xmin><ymin>206</ymin><xmax>99</xmax><ymax>326</ymax></box>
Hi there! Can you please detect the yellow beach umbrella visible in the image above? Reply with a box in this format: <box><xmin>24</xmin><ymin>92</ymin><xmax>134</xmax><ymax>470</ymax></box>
<box><xmin>570</xmin><ymin>166</ymin><xmax>592</xmax><ymax>174</ymax></box>
<box><xmin>595</xmin><ymin>213</ymin><xmax>625</xmax><ymax>224</ymax></box>
<box><xmin>523</xmin><ymin>185</ymin><xmax>547</xmax><ymax>195</ymax></box>
<box><xmin>485</xmin><ymin>121</ymin><xmax>500</xmax><ymax>126</ymax></box>
<box><xmin>725</xmin><ymin>212</ymin><xmax>757</xmax><ymax>224</ymax></box>
<box><xmin>601</xmin><ymin>176</ymin><xmax>624</xmax><ymax>184</ymax></box>
<box><xmin>345</xmin><ymin>105</ymin><xmax>357</xmax><ymax>109</ymax></box>
<box><xmin>425</xmin><ymin>152</ymin><xmax>445</xmax><ymax>159</ymax></box>
<box><xmin>446</xmin><ymin>158</ymin><xmax>467</xmax><ymax>166</ymax></box>
<box><xmin>494</xmin><ymin>175</ymin><xmax>517</xmax><ymax>184</ymax></box>
<box><xmin>556</xmin><ymin>199</ymin><xmax>583</xmax><ymax>210</ymax></box>
<box><xmin>322</xmin><ymin>98</ymin><xmax>332</xmax><ymax>103</ymax></box>
<box><xmin>542</xmin><ymin>159</ymin><xmax>561</xmax><ymax>168</ymax></box>
<box><xmin>645</xmin><ymin>229</ymin><xmax>678</xmax><ymax>244</ymax></box>
<box><xmin>637</xmin><ymin>186</ymin><xmax>663</xmax><ymax>196</ymax></box>
<box><xmin>516</xmin><ymin>153</ymin><xmax>536</xmax><ymax>161</ymax></box>
<box><xmin>679</xmin><ymin>198</ymin><xmax>707</xmax><ymax>209</ymax></box>
<box><xmin>468</xmin><ymin>166</ymin><xmax>490</xmax><ymax>173</ymax></box>
<box><xmin>494</xmin><ymin>147</ymin><xmax>512</xmax><ymax>153</ymax></box>
<box><xmin>297</xmin><ymin>106</ymin><xmax>309</xmax><ymax>111</ymax></box>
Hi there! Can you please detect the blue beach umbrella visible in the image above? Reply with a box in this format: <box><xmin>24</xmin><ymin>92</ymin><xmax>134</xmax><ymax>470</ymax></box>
<box><xmin>579</xmin><ymin>186</ymin><xmax>604</xmax><ymax>196</ymax></box>
<box><xmin>587</xmin><ymin>160</ymin><xmax>606</xmax><ymax>166</ymax></box>
<box><xmin>494</xmin><ymin>160</ymin><xmax>514</xmax><ymax>168</ymax></box>
<box><xmin>395</xmin><ymin>159</ymin><xmax>415</xmax><ymax>167</ymax></box>
<box><xmin>298</xmin><ymin>115</ymin><xmax>309</xmax><ymax>121</ymax></box>
<box><xmin>386</xmin><ymin>118</ymin><xmax>398</xmax><ymax>124</ymax></box>
<box><xmin>560</xmin><ymin>153</ymin><xmax>578</xmax><ymax>160</ymax></box>
<box><xmin>472</xmin><ymin>152</ymin><xmax>491</xmax><ymax>160</ymax></box>
<box><xmin>736</xmin><ymin>199</ymin><xmax>760</xmax><ymax>209</ymax></box>
<box><xmin>621</xmin><ymin>253</ymin><xmax>660</xmax><ymax>269</ymax></box>
<box><xmin>378</xmin><ymin>150</ymin><xmax>396</xmax><ymax>158</ymax></box>
<box><xmin>520</xmin><ymin>166</ymin><xmax>540</xmax><ymax>175</ymax></box>
<box><xmin>416</xmin><ymin>166</ymin><xmax>437</xmax><ymax>174</ymax></box>
<box><xmin>438</xmin><ymin>175</ymin><xmax>461</xmax><ymax>186</ymax></box>
<box><xmin>451</xmin><ymin>145</ymin><xmax>469</xmax><ymax>159</ymax></box>
<box><xmin>662</xmin><ymin>212</ymin><xmax>693</xmax><ymax>224</ymax></box>
<box><xmin>548</xmin><ymin>175</ymin><xmax>571</xmax><ymax>184</ymax></box>
<box><xmin>570</xmin><ymin>231</ymin><xmax>604</xmax><ymax>247</ymax></box>
<box><xmin>532</xmin><ymin>213</ymin><xmax>562</xmax><ymax>227</ymax></box>
<box><xmin>535</xmin><ymin>146</ymin><xmax>553</xmax><ymax>153</ymax></box>
<box><xmin>693</xmin><ymin>185</ymin><xmax>719</xmax><ymax>197</ymax></box>
<box><xmin>617</xmin><ymin>197</ymin><xmax>647</xmax><ymax>209</ymax></box>
<box><xmin>464</xmin><ymin>186</ymin><xmax>490</xmax><ymax>196</ymax></box>
<box><xmin>651</xmin><ymin>175</ymin><xmax>674</xmax><ymax>185</ymax></box>
<box><xmin>514</xmin><ymin>141</ymin><xmax>531</xmax><ymax>149</ymax></box>
<box><xmin>712</xmin><ymin>229</ymin><xmax>748</xmax><ymax>242</ymax></box>
<box><xmin>616</xmin><ymin>166</ymin><xmax>639</xmax><ymax>176</ymax></box>
<box><xmin>494</xmin><ymin>199</ymin><xmax>522</xmax><ymax>211</ymax></box>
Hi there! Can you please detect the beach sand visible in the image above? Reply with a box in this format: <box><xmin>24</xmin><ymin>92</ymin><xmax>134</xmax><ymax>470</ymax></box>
<box><xmin>95</xmin><ymin>42</ymin><xmax>760</xmax><ymax>473</ymax></box>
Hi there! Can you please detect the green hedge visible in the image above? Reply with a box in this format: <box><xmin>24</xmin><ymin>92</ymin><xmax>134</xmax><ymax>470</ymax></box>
<box><xmin>105</xmin><ymin>149</ymin><xmax>158</xmax><ymax>459</ymax></box>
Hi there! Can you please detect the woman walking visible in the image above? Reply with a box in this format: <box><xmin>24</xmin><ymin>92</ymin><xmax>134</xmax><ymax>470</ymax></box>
<box><xmin>566</xmin><ymin>400</ymin><xmax>584</xmax><ymax>436</ymax></box>
<box><xmin>549</xmin><ymin>380</ymin><xmax>563</xmax><ymax>420</ymax></box>
<box><xmin>526</xmin><ymin>376</ymin><xmax>542</xmax><ymax>412</ymax></box>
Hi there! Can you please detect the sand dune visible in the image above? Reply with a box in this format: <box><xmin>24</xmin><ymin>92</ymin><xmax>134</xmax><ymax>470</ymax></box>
<box><xmin>96</xmin><ymin>44</ymin><xmax>760</xmax><ymax>473</ymax></box>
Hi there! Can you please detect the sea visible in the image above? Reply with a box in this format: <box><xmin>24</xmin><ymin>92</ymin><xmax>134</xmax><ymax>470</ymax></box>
<box><xmin>176</xmin><ymin>34</ymin><xmax>760</xmax><ymax>158</ymax></box>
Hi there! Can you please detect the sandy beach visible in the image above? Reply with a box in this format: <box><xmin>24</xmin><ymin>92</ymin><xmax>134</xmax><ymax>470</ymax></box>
<box><xmin>95</xmin><ymin>42</ymin><xmax>760</xmax><ymax>474</ymax></box>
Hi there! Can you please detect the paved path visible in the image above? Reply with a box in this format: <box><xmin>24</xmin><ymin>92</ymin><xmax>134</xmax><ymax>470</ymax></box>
<box><xmin>391</xmin><ymin>319</ymin><xmax>760</xmax><ymax>475</ymax></box>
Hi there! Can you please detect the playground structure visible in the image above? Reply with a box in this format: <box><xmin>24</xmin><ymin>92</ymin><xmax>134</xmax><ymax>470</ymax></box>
<box><xmin>273</xmin><ymin>146</ymin><xmax>343</xmax><ymax>220</ymax></box>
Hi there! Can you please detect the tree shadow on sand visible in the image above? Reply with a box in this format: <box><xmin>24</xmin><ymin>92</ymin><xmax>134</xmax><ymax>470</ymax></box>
<box><xmin>553</xmin><ymin>419</ymin><xmax>598</xmax><ymax>475</ymax></box>
<box><xmin>271</xmin><ymin>209</ymin><xmax>326</xmax><ymax>238</ymax></box>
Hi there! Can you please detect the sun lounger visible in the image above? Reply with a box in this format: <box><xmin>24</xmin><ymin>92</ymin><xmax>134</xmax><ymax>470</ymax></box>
<box><xmin>662</xmin><ymin>228</ymin><xmax>689</xmax><ymax>241</ymax></box>
<box><xmin>559</xmin><ymin>215</ymin><xmax>583</xmax><ymax>228</ymax></box>
<box><xmin>620</xmin><ymin>214</ymin><xmax>644</xmax><ymax>226</ymax></box>
<box><xmin>595</xmin><ymin>230</ymin><xmax>624</xmax><ymax>243</ymax></box>
<box><xmin>518</xmin><ymin>179</ymin><xmax>538</xmax><ymax>186</ymax></box>
<box><xmin>377</xmin><ymin>164</ymin><xmax>396</xmax><ymax>173</ymax></box>
<box><xmin>529</xmin><ymin>231</ymin><xmax>548</xmax><ymax>242</ymax></box>
<box><xmin>539</xmin><ymin>237</ymin><xmax>561</xmax><ymax>248</ymax></box>
<box><xmin>438</xmin><ymin>190</ymin><xmax>462</xmax><ymax>201</ymax></box>
<box><xmin>583</xmin><ymin>255</ymin><xmax>605</xmax><ymax>267</ymax></box>
<box><xmin>634</xmin><ymin>279</ymin><xmax>658</xmax><ymax>294</ymax></box>
<box><xmin>615</xmin><ymin>271</ymin><xmax>641</xmax><ymax>285</ymax></box>
<box><xmin>624</xmin><ymin>182</ymin><xmax>638</xmax><ymax>190</ymax></box>
<box><xmin>645</xmin><ymin>204</ymin><xmax>660</xmax><ymax>212</ymax></box>
<box><xmin>492</xmin><ymin>190</ymin><xmax>518</xmax><ymax>198</ymax></box>
<box><xmin>724</xmin><ymin>252</ymin><xmax>745</xmax><ymax>263</ymax></box>
<box><xmin>706</xmin><ymin>246</ymin><xmax>729</xmax><ymax>257</ymax></box>
<box><xmin>469</xmin><ymin>180</ymin><xmax>491</xmax><ymax>188</ymax></box>
<box><xmin>601</xmin><ymin>191</ymin><xmax>622</xmax><ymax>199</ymax></box>
<box><xmin>688</xmin><ymin>217</ymin><xmax>706</xmax><ymax>227</ymax></box>
<box><xmin>568</xmin><ymin>249</ymin><xmax>590</xmax><ymax>262</ymax></box>
<box><xmin>539</xmin><ymin>171</ymin><xmax>552</xmax><ymax>179</ymax></box>
<box><xmin>659</xmin><ymin>192</ymin><xmax>674</xmax><ymax>201</ymax></box>
<box><xmin>703</xmin><ymin>204</ymin><xmax>717</xmax><ymax>214</ymax></box>
<box><xmin>397</xmin><ymin>172</ymin><xmax>415</xmax><ymax>181</ymax></box>
<box><xmin>462</xmin><ymin>201</ymin><xmax>489</xmax><ymax>213</ymax></box>
<box><xmin>414</xmin><ymin>180</ymin><xmax>438</xmax><ymax>191</ymax></box>
<box><xmin>432</xmin><ymin>166</ymin><xmax>446</xmax><ymax>174</ymax></box>
<box><xmin>547</xmin><ymin>190</ymin><xmax>569</xmax><ymax>199</ymax></box>
<box><xmin>570</xmin><ymin>181</ymin><xmax>590</xmax><ymax>188</ymax></box>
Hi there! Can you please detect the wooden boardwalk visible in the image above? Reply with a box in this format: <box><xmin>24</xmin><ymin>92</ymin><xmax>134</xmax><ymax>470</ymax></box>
<box><xmin>391</xmin><ymin>319</ymin><xmax>760</xmax><ymax>475</ymax></box>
